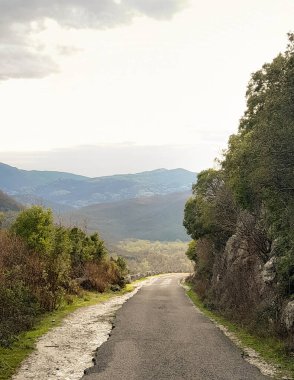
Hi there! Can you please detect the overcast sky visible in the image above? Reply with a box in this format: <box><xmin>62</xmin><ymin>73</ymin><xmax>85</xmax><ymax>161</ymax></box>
<box><xmin>0</xmin><ymin>0</ymin><xmax>293</xmax><ymax>176</ymax></box>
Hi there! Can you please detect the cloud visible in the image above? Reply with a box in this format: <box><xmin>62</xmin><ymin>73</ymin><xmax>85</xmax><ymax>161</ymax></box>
<box><xmin>56</xmin><ymin>45</ymin><xmax>83</xmax><ymax>56</ymax></box>
<box><xmin>125</xmin><ymin>0</ymin><xmax>188</xmax><ymax>20</ymax></box>
<box><xmin>0</xmin><ymin>46</ymin><xmax>58</xmax><ymax>80</ymax></box>
<box><xmin>0</xmin><ymin>0</ymin><xmax>188</xmax><ymax>80</ymax></box>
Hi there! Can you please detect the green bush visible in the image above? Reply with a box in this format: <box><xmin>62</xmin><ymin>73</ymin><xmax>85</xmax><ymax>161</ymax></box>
<box><xmin>0</xmin><ymin>284</ymin><xmax>40</xmax><ymax>346</ymax></box>
<box><xmin>0</xmin><ymin>206</ymin><xmax>129</xmax><ymax>346</ymax></box>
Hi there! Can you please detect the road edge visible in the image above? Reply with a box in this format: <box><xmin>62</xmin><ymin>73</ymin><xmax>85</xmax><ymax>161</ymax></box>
<box><xmin>180</xmin><ymin>280</ymin><xmax>292</xmax><ymax>380</ymax></box>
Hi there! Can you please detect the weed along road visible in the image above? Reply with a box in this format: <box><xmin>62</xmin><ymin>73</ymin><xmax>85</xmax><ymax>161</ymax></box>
<box><xmin>83</xmin><ymin>274</ymin><xmax>269</xmax><ymax>380</ymax></box>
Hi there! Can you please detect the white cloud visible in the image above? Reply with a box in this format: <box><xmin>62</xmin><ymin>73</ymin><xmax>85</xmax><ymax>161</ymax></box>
<box><xmin>0</xmin><ymin>46</ymin><xmax>58</xmax><ymax>80</ymax></box>
<box><xmin>0</xmin><ymin>0</ymin><xmax>293</xmax><ymax>173</ymax></box>
<box><xmin>0</xmin><ymin>0</ymin><xmax>188</xmax><ymax>80</ymax></box>
<box><xmin>125</xmin><ymin>0</ymin><xmax>188</xmax><ymax>20</ymax></box>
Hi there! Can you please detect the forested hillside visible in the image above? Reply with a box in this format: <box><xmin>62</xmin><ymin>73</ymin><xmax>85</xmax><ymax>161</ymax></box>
<box><xmin>113</xmin><ymin>240</ymin><xmax>192</xmax><ymax>274</ymax></box>
<box><xmin>184</xmin><ymin>34</ymin><xmax>294</xmax><ymax>350</ymax></box>
<box><xmin>63</xmin><ymin>191</ymin><xmax>190</xmax><ymax>242</ymax></box>
<box><xmin>0</xmin><ymin>190</ymin><xmax>22</xmax><ymax>212</ymax></box>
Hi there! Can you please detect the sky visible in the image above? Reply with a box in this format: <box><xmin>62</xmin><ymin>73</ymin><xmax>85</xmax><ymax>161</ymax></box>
<box><xmin>0</xmin><ymin>0</ymin><xmax>293</xmax><ymax>177</ymax></box>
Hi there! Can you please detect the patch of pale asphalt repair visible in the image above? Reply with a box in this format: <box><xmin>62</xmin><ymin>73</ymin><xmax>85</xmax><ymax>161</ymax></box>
<box><xmin>159</xmin><ymin>278</ymin><xmax>172</xmax><ymax>286</ymax></box>
<box><xmin>12</xmin><ymin>280</ymin><xmax>151</xmax><ymax>380</ymax></box>
<box><xmin>181</xmin><ymin>282</ymin><xmax>291</xmax><ymax>380</ymax></box>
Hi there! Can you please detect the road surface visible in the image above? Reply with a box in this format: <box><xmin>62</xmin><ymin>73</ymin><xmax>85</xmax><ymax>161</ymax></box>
<box><xmin>83</xmin><ymin>274</ymin><xmax>269</xmax><ymax>380</ymax></box>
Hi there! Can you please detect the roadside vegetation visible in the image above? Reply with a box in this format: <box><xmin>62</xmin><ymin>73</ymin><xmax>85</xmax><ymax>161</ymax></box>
<box><xmin>186</xmin><ymin>285</ymin><xmax>294</xmax><ymax>379</ymax></box>
<box><xmin>0</xmin><ymin>285</ymin><xmax>134</xmax><ymax>380</ymax></box>
<box><xmin>184</xmin><ymin>33</ymin><xmax>294</xmax><ymax>362</ymax></box>
<box><xmin>0</xmin><ymin>206</ymin><xmax>128</xmax><ymax>352</ymax></box>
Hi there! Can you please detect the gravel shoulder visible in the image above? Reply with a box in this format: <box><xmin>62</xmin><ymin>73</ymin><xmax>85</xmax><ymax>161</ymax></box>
<box><xmin>12</xmin><ymin>281</ymin><xmax>148</xmax><ymax>380</ymax></box>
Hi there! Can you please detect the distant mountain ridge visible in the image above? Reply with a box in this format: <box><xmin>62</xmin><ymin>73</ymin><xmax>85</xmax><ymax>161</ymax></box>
<box><xmin>0</xmin><ymin>163</ymin><xmax>196</xmax><ymax>209</ymax></box>
<box><xmin>0</xmin><ymin>162</ymin><xmax>86</xmax><ymax>191</ymax></box>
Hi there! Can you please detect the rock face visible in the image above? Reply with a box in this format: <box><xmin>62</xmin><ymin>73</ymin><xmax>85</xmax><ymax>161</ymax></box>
<box><xmin>261</xmin><ymin>257</ymin><xmax>276</xmax><ymax>284</ymax></box>
<box><xmin>283</xmin><ymin>301</ymin><xmax>294</xmax><ymax>331</ymax></box>
<box><xmin>211</xmin><ymin>234</ymin><xmax>265</xmax><ymax>321</ymax></box>
<box><xmin>192</xmin><ymin>231</ymin><xmax>293</xmax><ymax>348</ymax></box>
<box><xmin>208</xmin><ymin>233</ymin><xmax>283</xmax><ymax>334</ymax></box>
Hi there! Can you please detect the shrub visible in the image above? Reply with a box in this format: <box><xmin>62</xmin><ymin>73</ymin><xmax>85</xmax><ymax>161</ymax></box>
<box><xmin>0</xmin><ymin>206</ymin><xmax>129</xmax><ymax>345</ymax></box>
<box><xmin>0</xmin><ymin>231</ymin><xmax>42</xmax><ymax>346</ymax></box>
<box><xmin>0</xmin><ymin>284</ymin><xmax>40</xmax><ymax>347</ymax></box>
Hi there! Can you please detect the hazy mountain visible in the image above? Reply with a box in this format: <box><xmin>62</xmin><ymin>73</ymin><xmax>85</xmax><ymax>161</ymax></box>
<box><xmin>13</xmin><ymin>194</ymin><xmax>74</xmax><ymax>213</ymax></box>
<box><xmin>0</xmin><ymin>162</ymin><xmax>86</xmax><ymax>193</ymax></box>
<box><xmin>62</xmin><ymin>191</ymin><xmax>191</xmax><ymax>242</ymax></box>
<box><xmin>0</xmin><ymin>163</ymin><xmax>194</xmax><ymax>242</ymax></box>
<box><xmin>0</xmin><ymin>163</ymin><xmax>196</xmax><ymax>208</ymax></box>
<box><xmin>0</xmin><ymin>189</ymin><xmax>22</xmax><ymax>212</ymax></box>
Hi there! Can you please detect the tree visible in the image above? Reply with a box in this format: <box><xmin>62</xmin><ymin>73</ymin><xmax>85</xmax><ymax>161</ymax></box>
<box><xmin>185</xmin><ymin>240</ymin><xmax>197</xmax><ymax>262</ymax></box>
<box><xmin>115</xmin><ymin>256</ymin><xmax>128</xmax><ymax>276</ymax></box>
<box><xmin>183</xmin><ymin>169</ymin><xmax>225</xmax><ymax>241</ymax></box>
<box><xmin>90</xmin><ymin>232</ymin><xmax>108</xmax><ymax>262</ymax></box>
<box><xmin>11</xmin><ymin>206</ymin><xmax>53</xmax><ymax>254</ymax></box>
<box><xmin>49</xmin><ymin>227</ymin><xmax>71</xmax><ymax>285</ymax></box>
<box><xmin>222</xmin><ymin>33</ymin><xmax>294</xmax><ymax>293</ymax></box>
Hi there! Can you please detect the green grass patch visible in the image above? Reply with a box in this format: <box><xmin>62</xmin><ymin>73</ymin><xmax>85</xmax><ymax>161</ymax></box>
<box><xmin>0</xmin><ymin>284</ymin><xmax>134</xmax><ymax>380</ymax></box>
<box><xmin>186</xmin><ymin>284</ymin><xmax>294</xmax><ymax>379</ymax></box>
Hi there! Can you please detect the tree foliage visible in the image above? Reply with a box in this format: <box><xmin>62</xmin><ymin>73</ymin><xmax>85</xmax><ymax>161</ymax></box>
<box><xmin>11</xmin><ymin>206</ymin><xmax>53</xmax><ymax>254</ymax></box>
<box><xmin>184</xmin><ymin>169</ymin><xmax>222</xmax><ymax>240</ymax></box>
<box><xmin>0</xmin><ymin>205</ymin><xmax>129</xmax><ymax>346</ymax></box>
<box><xmin>184</xmin><ymin>34</ymin><xmax>294</xmax><ymax>300</ymax></box>
<box><xmin>223</xmin><ymin>33</ymin><xmax>294</xmax><ymax>294</ymax></box>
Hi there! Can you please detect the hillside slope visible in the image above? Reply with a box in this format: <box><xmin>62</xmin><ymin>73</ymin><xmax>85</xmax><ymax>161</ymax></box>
<box><xmin>62</xmin><ymin>191</ymin><xmax>191</xmax><ymax>242</ymax></box>
<box><xmin>0</xmin><ymin>162</ymin><xmax>86</xmax><ymax>193</ymax></box>
<box><xmin>0</xmin><ymin>189</ymin><xmax>22</xmax><ymax>211</ymax></box>
<box><xmin>13</xmin><ymin>194</ymin><xmax>74</xmax><ymax>213</ymax></box>
<box><xmin>36</xmin><ymin>168</ymin><xmax>195</xmax><ymax>207</ymax></box>
<box><xmin>0</xmin><ymin>163</ymin><xmax>196</xmax><ymax>208</ymax></box>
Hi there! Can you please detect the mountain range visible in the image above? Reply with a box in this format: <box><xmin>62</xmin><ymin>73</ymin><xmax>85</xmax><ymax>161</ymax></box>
<box><xmin>0</xmin><ymin>163</ymin><xmax>195</xmax><ymax>208</ymax></box>
<box><xmin>0</xmin><ymin>162</ymin><xmax>196</xmax><ymax>241</ymax></box>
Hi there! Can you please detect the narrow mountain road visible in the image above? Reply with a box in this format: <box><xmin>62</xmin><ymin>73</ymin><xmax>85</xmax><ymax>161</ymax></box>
<box><xmin>83</xmin><ymin>274</ymin><xmax>269</xmax><ymax>380</ymax></box>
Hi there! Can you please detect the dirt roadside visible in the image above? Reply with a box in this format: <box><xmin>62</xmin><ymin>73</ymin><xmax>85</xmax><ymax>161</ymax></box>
<box><xmin>12</xmin><ymin>280</ymin><xmax>151</xmax><ymax>380</ymax></box>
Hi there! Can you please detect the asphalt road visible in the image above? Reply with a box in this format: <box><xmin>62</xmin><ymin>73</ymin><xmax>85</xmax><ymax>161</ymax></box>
<box><xmin>82</xmin><ymin>274</ymin><xmax>269</xmax><ymax>380</ymax></box>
